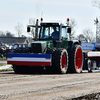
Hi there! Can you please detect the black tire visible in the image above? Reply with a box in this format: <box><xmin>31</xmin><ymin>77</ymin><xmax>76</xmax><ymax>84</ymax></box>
<box><xmin>87</xmin><ymin>59</ymin><xmax>93</xmax><ymax>72</ymax></box>
<box><xmin>13</xmin><ymin>65</ymin><xmax>33</xmax><ymax>74</ymax></box>
<box><xmin>53</xmin><ymin>48</ymin><xmax>68</xmax><ymax>74</ymax></box>
<box><xmin>68</xmin><ymin>45</ymin><xmax>83</xmax><ymax>73</ymax></box>
<box><xmin>13</xmin><ymin>65</ymin><xmax>22</xmax><ymax>74</ymax></box>
<box><xmin>22</xmin><ymin>66</ymin><xmax>40</xmax><ymax>74</ymax></box>
<box><xmin>84</xmin><ymin>58</ymin><xmax>93</xmax><ymax>72</ymax></box>
<box><xmin>45</xmin><ymin>48</ymin><xmax>56</xmax><ymax>73</ymax></box>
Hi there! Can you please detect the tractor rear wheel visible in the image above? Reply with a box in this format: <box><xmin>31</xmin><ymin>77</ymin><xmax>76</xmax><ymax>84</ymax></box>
<box><xmin>68</xmin><ymin>45</ymin><xmax>83</xmax><ymax>73</ymax></box>
<box><xmin>53</xmin><ymin>48</ymin><xmax>68</xmax><ymax>74</ymax></box>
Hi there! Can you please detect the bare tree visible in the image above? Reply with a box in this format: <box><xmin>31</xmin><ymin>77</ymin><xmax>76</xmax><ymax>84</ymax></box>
<box><xmin>77</xmin><ymin>34</ymin><xmax>87</xmax><ymax>42</ymax></box>
<box><xmin>92</xmin><ymin>0</ymin><xmax>100</xmax><ymax>8</ymax></box>
<box><xmin>15</xmin><ymin>23</ymin><xmax>24</xmax><ymax>37</ymax></box>
<box><xmin>68</xmin><ymin>18</ymin><xmax>78</xmax><ymax>39</ymax></box>
<box><xmin>80</xmin><ymin>29</ymin><xmax>95</xmax><ymax>42</ymax></box>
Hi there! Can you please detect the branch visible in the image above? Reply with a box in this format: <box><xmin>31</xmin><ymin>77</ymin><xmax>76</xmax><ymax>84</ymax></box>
<box><xmin>92</xmin><ymin>0</ymin><xmax>100</xmax><ymax>8</ymax></box>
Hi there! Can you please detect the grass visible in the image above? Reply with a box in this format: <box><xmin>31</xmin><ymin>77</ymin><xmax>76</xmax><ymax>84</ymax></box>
<box><xmin>0</xmin><ymin>65</ymin><xmax>6</xmax><ymax>67</ymax></box>
<box><xmin>0</xmin><ymin>57</ymin><xmax>6</xmax><ymax>60</ymax></box>
<box><xmin>0</xmin><ymin>68</ymin><xmax>13</xmax><ymax>72</ymax></box>
<box><xmin>0</xmin><ymin>64</ymin><xmax>13</xmax><ymax>72</ymax></box>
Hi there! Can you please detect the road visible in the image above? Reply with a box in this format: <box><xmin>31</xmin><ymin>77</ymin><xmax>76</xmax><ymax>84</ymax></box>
<box><xmin>0</xmin><ymin>71</ymin><xmax>100</xmax><ymax>100</ymax></box>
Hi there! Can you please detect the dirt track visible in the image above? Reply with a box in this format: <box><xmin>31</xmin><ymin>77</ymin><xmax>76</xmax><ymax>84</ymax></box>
<box><xmin>0</xmin><ymin>71</ymin><xmax>100</xmax><ymax>100</ymax></box>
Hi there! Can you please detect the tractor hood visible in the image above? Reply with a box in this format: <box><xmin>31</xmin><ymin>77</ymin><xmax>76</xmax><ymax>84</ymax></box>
<box><xmin>31</xmin><ymin>41</ymin><xmax>54</xmax><ymax>53</ymax></box>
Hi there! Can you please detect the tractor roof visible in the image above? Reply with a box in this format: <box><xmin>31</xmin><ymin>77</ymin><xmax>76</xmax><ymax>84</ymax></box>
<box><xmin>40</xmin><ymin>22</ymin><xmax>68</xmax><ymax>27</ymax></box>
<box><xmin>41</xmin><ymin>22</ymin><xmax>60</xmax><ymax>26</ymax></box>
<box><xmin>27</xmin><ymin>22</ymin><xmax>68</xmax><ymax>28</ymax></box>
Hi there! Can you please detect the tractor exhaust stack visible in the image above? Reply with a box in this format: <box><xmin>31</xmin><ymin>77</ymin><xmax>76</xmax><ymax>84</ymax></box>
<box><xmin>35</xmin><ymin>19</ymin><xmax>38</xmax><ymax>41</ymax></box>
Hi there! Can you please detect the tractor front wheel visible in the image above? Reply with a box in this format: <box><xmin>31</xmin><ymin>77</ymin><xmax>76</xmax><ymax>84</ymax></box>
<box><xmin>53</xmin><ymin>49</ymin><xmax>68</xmax><ymax>74</ymax></box>
<box><xmin>13</xmin><ymin>65</ymin><xmax>22</xmax><ymax>74</ymax></box>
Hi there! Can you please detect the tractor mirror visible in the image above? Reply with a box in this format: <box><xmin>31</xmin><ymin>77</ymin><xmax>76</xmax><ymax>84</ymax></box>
<box><xmin>67</xmin><ymin>27</ymin><xmax>71</xmax><ymax>33</ymax></box>
<box><xmin>27</xmin><ymin>27</ymin><xmax>30</xmax><ymax>32</ymax></box>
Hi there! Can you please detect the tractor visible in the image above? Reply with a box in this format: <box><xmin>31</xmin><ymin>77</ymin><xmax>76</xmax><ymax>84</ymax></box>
<box><xmin>7</xmin><ymin>18</ymin><xmax>83</xmax><ymax>74</ymax></box>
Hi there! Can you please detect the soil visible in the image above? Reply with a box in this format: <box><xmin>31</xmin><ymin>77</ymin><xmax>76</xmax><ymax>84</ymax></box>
<box><xmin>0</xmin><ymin>71</ymin><xmax>100</xmax><ymax>100</ymax></box>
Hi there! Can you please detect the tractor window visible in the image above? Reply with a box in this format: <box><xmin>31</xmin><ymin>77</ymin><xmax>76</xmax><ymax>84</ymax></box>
<box><xmin>62</xmin><ymin>28</ymin><xmax>69</xmax><ymax>40</ymax></box>
<box><xmin>66</xmin><ymin>28</ymin><xmax>70</xmax><ymax>40</ymax></box>
<box><xmin>40</xmin><ymin>26</ymin><xmax>59</xmax><ymax>40</ymax></box>
<box><xmin>51</xmin><ymin>27</ymin><xmax>59</xmax><ymax>39</ymax></box>
<box><xmin>40</xmin><ymin>26</ymin><xmax>50</xmax><ymax>39</ymax></box>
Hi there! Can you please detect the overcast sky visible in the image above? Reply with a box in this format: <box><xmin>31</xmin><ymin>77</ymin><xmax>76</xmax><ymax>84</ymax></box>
<box><xmin>0</xmin><ymin>0</ymin><xmax>100</xmax><ymax>37</ymax></box>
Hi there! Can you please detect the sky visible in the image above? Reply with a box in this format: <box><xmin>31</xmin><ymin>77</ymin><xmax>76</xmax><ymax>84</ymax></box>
<box><xmin>0</xmin><ymin>0</ymin><xmax>100</xmax><ymax>37</ymax></box>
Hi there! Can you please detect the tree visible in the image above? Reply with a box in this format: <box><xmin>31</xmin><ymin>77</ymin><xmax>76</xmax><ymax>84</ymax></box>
<box><xmin>5</xmin><ymin>31</ymin><xmax>14</xmax><ymax>37</ymax></box>
<box><xmin>77</xmin><ymin>34</ymin><xmax>87</xmax><ymax>42</ymax></box>
<box><xmin>92</xmin><ymin>0</ymin><xmax>100</xmax><ymax>8</ymax></box>
<box><xmin>0</xmin><ymin>31</ymin><xmax>14</xmax><ymax>37</ymax></box>
<box><xmin>77</xmin><ymin>29</ymin><xmax>95</xmax><ymax>43</ymax></box>
<box><xmin>15</xmin><ymin>23</ymin><xmax>24</xmax><ymax>37</ymax></box>
<box><xmin>0</xmin><ymin>31</ymin><xmax>5</xmax><ymax>37</ymax></box>
<box><xmin>68</xmin><ymin>18</ymin><xmax>78</xmax><ymax>39</ymax></box>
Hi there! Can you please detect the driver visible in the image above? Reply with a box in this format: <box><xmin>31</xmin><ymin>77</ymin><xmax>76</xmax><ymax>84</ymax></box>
<box><xmin>52</xmin><ymin>27</ymin><xmax>59</xmax><ymax>39</ymax></box>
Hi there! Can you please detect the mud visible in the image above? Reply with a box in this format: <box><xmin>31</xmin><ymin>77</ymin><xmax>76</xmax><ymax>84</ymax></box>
<box><xmin>72</xmin><ymin>93</ymin><xmax>100</xmax><ymax>100</ymax></box>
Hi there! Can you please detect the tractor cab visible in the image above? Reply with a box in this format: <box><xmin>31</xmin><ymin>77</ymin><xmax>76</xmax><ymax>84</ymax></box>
<box><xmin>39</xmin><ymin>23</ymin><xmax>59</xmax><ymax>40</ymax></box>
<box><xmin>27</xmin><ymin>18</ymin><xmax>71</xmax><ymax>43</ymax></box>
<box><xmin>39</xmin><ymin>22</ymin><xmax>71</xmax><ymax>42</ymax></box>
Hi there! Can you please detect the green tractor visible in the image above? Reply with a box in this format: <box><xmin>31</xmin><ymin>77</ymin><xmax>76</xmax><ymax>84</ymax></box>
<box><xmin>7</xmin><ymin>18</ymin><xmax>83</xmax><ymax>74</ymax></box>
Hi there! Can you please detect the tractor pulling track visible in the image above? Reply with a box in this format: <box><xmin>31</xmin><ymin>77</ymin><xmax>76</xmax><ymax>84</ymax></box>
<box><xmin>1</xmin><ymin>71</ymin><xmax>100</xmax><ymax>100</ymax></box>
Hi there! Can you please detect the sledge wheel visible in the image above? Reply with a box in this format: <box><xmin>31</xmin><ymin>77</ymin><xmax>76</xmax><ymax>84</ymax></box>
<box><xmin>68</xmin><ymin>45</ymin><xmax>83</xmax><ymax>73</ymax></box>
<box><xmin>87</xmin><ymin>59</ymin><xmax>93</xmax><ymax>72</ymax></box>
<box><xmin>88</xmin><ymin>60</ymin><xmax>97</xmax><ymax>73</ymax></box>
